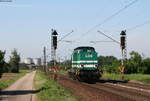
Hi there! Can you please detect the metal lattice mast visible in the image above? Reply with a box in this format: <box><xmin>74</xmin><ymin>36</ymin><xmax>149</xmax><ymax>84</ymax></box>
<box><xmin>124</xmin><ymin>34</ymin><xmax>127</xmax><ymax>60</ymax></box>
<box><xmin>51</xmin><ymin>30</ymin><xmax>55</xmax><ymax>64</ymax></box>
<box><xmin>51</xmin><ymin>29</ymin><xmax>58</xmax><ymax>66</ymax></box>
<box><xmin>43</xmin><ymin>46</ymin><xmax>46</xmax><ymax>72</ymax></box>
<box><xmin>120</xmin><ymin>30</ymin><xmax>127</xmax><ymax>66</ymax></box>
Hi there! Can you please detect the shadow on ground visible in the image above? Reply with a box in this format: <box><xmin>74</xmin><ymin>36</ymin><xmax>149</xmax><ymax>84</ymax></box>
<box><xmin>84</xmin><ymin>79</ymin><xmax>128</xmax><ymax>84</ymax></box>
<box><xmin>0</xmin><ymin>87</ymin><xmax>51</xmax><ymax>95</ymax></box>
<box><xmin>98</xmin><ymin>79</ymin><xmax>128</xmax><ymax>83</ymax></box>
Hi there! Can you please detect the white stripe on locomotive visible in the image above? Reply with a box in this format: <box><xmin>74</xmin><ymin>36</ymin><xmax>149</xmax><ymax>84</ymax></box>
<box><xmin>72</xmin><ymin>61</ymin><xmax>98</xmax><ymax>63</ymax></box>
<box><xmin>72</xmin><ymin>64</ymin><xmax>97</xmax><ymax>68</ymax></box>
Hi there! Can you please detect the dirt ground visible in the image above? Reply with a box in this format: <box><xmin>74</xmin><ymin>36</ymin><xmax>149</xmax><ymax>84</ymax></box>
<box><xmin>55</xmin><ymin>73</ymin><xmax>150</xmax><ymax>101</ymax></box>
<box><xmin>0</xmin><ymin>71</ymin><xmax>36</xmax><ymax>101</ymax></box>
<box><xmin>0</xmin><ymin>74</ymin><xmax>17</xmax><ymax>81</ymax></box>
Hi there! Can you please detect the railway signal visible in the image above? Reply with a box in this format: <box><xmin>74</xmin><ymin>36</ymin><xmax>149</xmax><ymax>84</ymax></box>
<box><xmin>120</xmin><ymin>30</ymin><xmax>127</xmax><ymax>65</ymax></box>
<box><xmin>52</xmin><ymin>30</ymin><xmax>58</xmax><ymax>50</ymax></box>
<box><xmin>51</xmin><ymin>29</ymin><xmax>58</xmax><ymax>66</ymax></box>
<box><xmin>120</xmin><ymin>30</ymin><xmax>126</xmax><ymax>50</ymax></box>
<box><xmin>97</xmin><ymin>30</ymin><xmax>127</xmax><ymax>80</ymax></box>
<box><xmin>120</xmin><ymin>30</ymin><xmax>127</xmax><ymax>80</ymax></box>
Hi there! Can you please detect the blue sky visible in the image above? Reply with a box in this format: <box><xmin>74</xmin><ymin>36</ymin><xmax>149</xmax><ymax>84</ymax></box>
<box><xmin>0</xmin><ymin>0</ymin><xmax>150</xmax><ymax>62</ymax></box>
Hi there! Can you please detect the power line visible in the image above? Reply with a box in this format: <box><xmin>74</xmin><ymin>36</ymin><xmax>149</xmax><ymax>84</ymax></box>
<box><xmin>60</xmin><ymin>40</ymin><xmax>75</xmax><ymax>43</ymax></box>
<box><xmin>58</xmin><ymin>30</ymin><xmax>74</xmax><ymax>42</ymax></box>
<box><xmin>85</xmin><ymin>0</ymin><xmax>139</xmax><ymax>34</ymax></box>
<box><xmin>75</xmin><ymin>0</ymin><xmax>138</xmax><ymax>41</ymax></box>
<box><xmin>127</xmin><ymin>20</ymin><xmax>150</xmax><ymax>31</ymax></box>
<box><xmin>90</xmin><ymin>41</ymin><xmax>114</xmax><ymax>44</ymax></box>
<box><xmin>112</xmin><ymin>20</ymin><xmax>150</xmax><ymax>33</ymax></box>
<box><xmin>97</xmin><ymin>30</ymin><xmax>120</xmax><ymax>44</ymax></box>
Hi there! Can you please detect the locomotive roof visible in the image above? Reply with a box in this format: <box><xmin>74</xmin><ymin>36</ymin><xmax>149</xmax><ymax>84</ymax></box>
<box><xmin>74</xmin><ymin>46</ymin><xmax>95</xmax><ymax>50</ymax></box>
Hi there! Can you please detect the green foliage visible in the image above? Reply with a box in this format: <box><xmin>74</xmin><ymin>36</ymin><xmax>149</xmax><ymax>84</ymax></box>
<box><xmin>99</xmin><ymin>51</ymin><xmax>150</xmax><ymax>74</ymax></box>
<box><xmin>0</xmin><ymin>50</ymin><xmax>5</xmax><ymax>78</ymax></box>
<box><xmin>142</xmin><ymin>58</ymin><xmax>150</xmax><ymax>74</ymax></box>
<box><xmin>9</xmin><ymin>49</ymin><xmax>20</xmax><ymax>73</ymax></box>
<box><xmin>125</xmin><ymin>51</ymin><xmax>142</xmax><ymax>73</ymax></box>
<box><xmin>125</xmin><ymin>51</ymin><xmax>150</xmax><ymax>74</ymax></box>
<box><xmin>98</xmin><ymin>56</ymin><xmax>120</xmax><ymax>73</ymax></box>
<box><xmin>59</xmin><ymin>60</ymin><xmax>71</xmax><ymax>70</ymax></box>
<box><xmin>19</xmin><ymin>63</ymin><xmax>29</xmax><ymax>70</ymax></box>
<box><xmin>2</xmin><ymin>62</ymin><xmax>10</xmax><ymax>73</ymax></box>
<box><xmin>98</xmin><ymin>56</ymin><xmax>118</xmax><ymax>66</ymax></box>
<box><xmin>47</xmin><ymin>60</ymin><xmax>57</xmax><ymax>67</ymax></box>
<box><xmin>34</xmin><ymin>71</ymin><xmax>77</xmax><ymax>101</ymax></box>
<box><xmin>52</xmin><ymin>51</ymin><xmax>150</xmax><ymax>74</ymax></box>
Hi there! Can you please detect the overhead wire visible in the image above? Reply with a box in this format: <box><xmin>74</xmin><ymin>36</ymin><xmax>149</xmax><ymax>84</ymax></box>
<box><xmin>109</xmin><ymin>20</ymin><xmax>150</xmax><ymax>33</ymax></box>
<box><xmin>97</xmin><ymin>30</ymin><xmax>120</xmax><ymax>44</ymax></box>
<box><xmin>126</xmin><ymin>20</ymin><xmax>150</xmax><ymax>31</ymax></box>
<box><xmin>75</xmin><ymin>0</ymin><xmax>139</xmax><ymax>41</ymax></box>
<box><xmin>90</xmin><ymin>41</ymin><xmax>115</xmax><ymax>44</ymax></box>
<box><xmin>54</xmin><ymin>0</ymin><xmax>139</xmax><ymax>60</ymax></box>
<box><xmin>58</xmin><ymin>30</ymin><xmax>74</xmax><ymax>42</ymax></box>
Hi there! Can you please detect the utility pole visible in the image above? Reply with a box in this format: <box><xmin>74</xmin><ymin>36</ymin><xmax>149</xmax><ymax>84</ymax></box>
<box><xmin>43</xmin><ymin>46</ymin><xmax>46</xmax><ymax>72</ymax></box>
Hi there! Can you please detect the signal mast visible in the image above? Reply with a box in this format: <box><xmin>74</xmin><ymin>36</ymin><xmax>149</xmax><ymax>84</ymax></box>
<box><xmin>51</xmin><ymin>29</ymin><xmax>58</xmax><ymax>66</ymax></box>
<box><xmin>120</xmin><ymin>30</ymin><xmax>127</xmax><ymax>80</ymax></box>
<box><xmin>120</xmin><ymin>30</ymin><xmax>127</xmax><ymax>66</ymax></box>
<box><xmin>97</xmin><ymin>30</ymin><xmax>127</xmax><ymax>80</ymax></box>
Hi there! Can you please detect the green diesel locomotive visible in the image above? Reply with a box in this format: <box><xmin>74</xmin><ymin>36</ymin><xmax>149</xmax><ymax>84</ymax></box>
<box><xmin>68</xmin><ymin>46</ymin><xmax>101</xmax><ymax>82</ymax></box>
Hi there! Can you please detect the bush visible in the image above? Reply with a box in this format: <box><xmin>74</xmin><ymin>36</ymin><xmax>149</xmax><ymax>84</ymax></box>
<box><xmin>0</xmin><ymin>51</ymin><xmax>5</xmax><ymax>78</ymax></box>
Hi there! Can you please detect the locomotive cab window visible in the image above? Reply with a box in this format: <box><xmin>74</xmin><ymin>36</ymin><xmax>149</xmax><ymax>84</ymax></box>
<box><xmin>87</xmin><ymin>50</ymin><xmax>92</xmax><ymax>52</ymax></box>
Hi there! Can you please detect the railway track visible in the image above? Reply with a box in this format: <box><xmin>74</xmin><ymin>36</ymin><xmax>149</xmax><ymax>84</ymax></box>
<box><xmin>117</xmin><ymin>81</ymin><xmax>150</xmax><ymax>91</ymax></box>
<box><xmin>54</xmin><ymin>73</ymin><xmax>150</xmax><ymax>101</ymax></box>
<box><xmin>83</xmin><ymin>82</ymin><xmax>150</xmax><ymax>101</ymax></box>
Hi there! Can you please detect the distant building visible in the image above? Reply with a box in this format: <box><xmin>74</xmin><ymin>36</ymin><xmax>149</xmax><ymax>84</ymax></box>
<box><xmin>33</xmin><ymin>58</ymin><xmax>41</xmax><ymax>66</ymax></box>
<box><xmin>24</xmin><ymin>58</ymin><xmax>41</xmax><ymax>66</ymax></box>
<box><xmin>24</xmin><ymin>58</ymin><xmax>42</xmax><ymax>69</ymax></box>
<box><xmin>24</xmin><ymin>58</ymin><xmax>33</xmax><ymax>64</ymax></box>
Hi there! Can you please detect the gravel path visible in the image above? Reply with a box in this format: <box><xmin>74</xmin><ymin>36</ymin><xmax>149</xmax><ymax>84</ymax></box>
<box><xmin>0</xmin><ymin>71</ymin><xmax>36</xmax><ymax>101</ymax></box>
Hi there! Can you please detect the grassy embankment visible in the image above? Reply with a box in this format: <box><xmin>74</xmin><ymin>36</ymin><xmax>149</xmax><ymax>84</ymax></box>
<box><xmin>34</xmin><ymin>71</ymin><xmax>77</xmax><ymax>101</ymax></box>
<box><xmin>102</xmin><ymin>73</ymin><xmax>150</xmax><ymax>84</ymax></box>
<box><xmin>0</xmin><ymin>70</ymin><xmax>30</xmax><ymax>90</ymax></box>
<box><xmin>58</xmin><ymin>69</ymin><xmax>150</xmax><ymax>84</ymax></box>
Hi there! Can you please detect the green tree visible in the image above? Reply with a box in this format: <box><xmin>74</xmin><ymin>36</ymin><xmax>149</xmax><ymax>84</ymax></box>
<box><xmin>142</xmin><ymin>58</ymin><xmax>150</xmax><ymax>74</ymax></box>
<box><xmin>98</xmin><ymin>56</ymin><xmax>119</xmax><ymax>73</ymax></box>
<box><xmin>19</xmin><ymin>63</ymin><xmax>29</xmax><ymax>70</ymax></box>
<box><xmin>0</xmin><ymin>50</ymin><xmax>5</xmax><ymax>78</ymax></box>
<box><xmin>98</xmin><ymin>56</ymin><xmax>118</xmax><ymax>66</ymax></box>
<box><xmin>125</xmin><ymin>51</ymin><xmax>143</xmax><ymax>74</ymax></box>
<box><xmin>3</xmin><ymin>62</ymin><xmax>10</xmax><ymax>73</ymax></box>
<box><xmin>9</xmin><ymin>49</ymin><xmax>20</xmax><ymax>73</ymax></box>
<box><xmin>130</xmin><ymin>51</ymin><xmax>142</xmax><ymax>73</ymax></box>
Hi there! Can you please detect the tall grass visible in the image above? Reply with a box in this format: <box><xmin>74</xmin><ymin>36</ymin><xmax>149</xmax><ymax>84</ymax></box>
<box><xmin>34</xmin><ymin>71</ymin><xmax>77</xmax><ymax>101</ymax></box>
